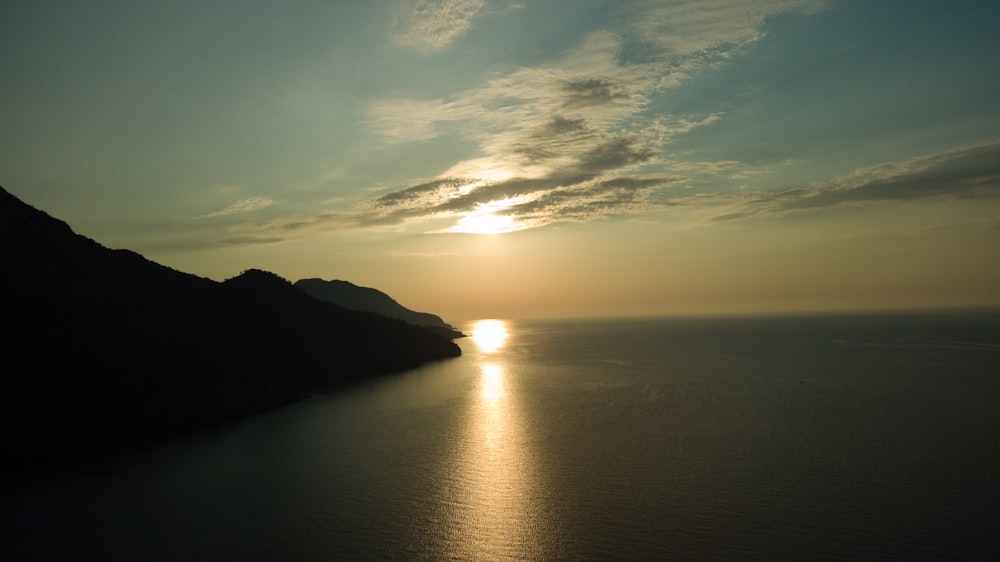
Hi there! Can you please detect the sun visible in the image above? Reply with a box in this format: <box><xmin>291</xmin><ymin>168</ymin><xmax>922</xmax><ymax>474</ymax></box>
<box><xmin>471</xmin><ymin>319</ymin><xmax>508</xmax><ymax>353</ymax></box>
<box><xmin>442</xmin><ymin>195</ymin><xmax>536</xmax><ymax>234</ymax></box>
<box><xmin>453</xmin><ymin>212</ymin><xmax>517</xmax><ymax>234</ymax></box>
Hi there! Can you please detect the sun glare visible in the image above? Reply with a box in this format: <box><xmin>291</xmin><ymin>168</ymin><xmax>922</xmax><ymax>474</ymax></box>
<box><xmin>471</xmin><ymin>319</ymin><xmax>508</xmax><ymax>353</ymax></box>
<box><xmin>454</xmin><ymin>212</ymin><xmax>517</xmax><ymax>234</ymax></box>
<box><xmin>444</xmin><ymin>195</ymin><xmax>536</xmax><ymax>234</ymax></box>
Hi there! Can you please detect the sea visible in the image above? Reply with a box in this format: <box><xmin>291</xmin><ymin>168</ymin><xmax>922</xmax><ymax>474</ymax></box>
<box><xmin>6</xmin><ymin>311</ymin><xmax>1000</xmax><ymax>560</ymax></box>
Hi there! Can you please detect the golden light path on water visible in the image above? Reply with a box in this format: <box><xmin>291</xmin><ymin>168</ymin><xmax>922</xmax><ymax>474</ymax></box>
<box><xmin>444</xmin><ymin>319</ymin><xmax>547</xmax><ymax>559</ymax></box>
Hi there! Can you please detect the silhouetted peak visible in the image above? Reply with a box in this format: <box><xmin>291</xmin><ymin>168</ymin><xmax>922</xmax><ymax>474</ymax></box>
<box><xmin>294</xmin><ymin>277</ymin><xmax>453</xmax><ymax>329</ymax></box>
<box><xmin>299</xmin><ymin>278</ymin><xmax>380</xmax><ymax>295</ymax></box>
<box><xmin>296</xmin><ymin>278</ymin><xmax>398</xmax><ymax>303</ymax></box>
<box><xmin>228</xmin><ymin>268</ymin><xmax>289</xmax><ymax>283</ymax></box>
<box><xmin>225</xmin><ymin>268</ymin><xmax>294</xmax><ymax>289</ymax></box>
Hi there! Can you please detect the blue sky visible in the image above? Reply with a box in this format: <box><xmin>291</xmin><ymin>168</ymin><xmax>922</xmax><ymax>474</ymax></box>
<box><xmin>3</xmin><ymin>0</ymin><xmax>999</xmax><ymax>320</ymax></box>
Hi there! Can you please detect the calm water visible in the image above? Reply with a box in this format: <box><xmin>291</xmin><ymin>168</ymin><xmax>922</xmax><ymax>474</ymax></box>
<box><xmin>7</xmin><ymin>312</ymin><xmax>1000</xmax><ymax>560</ymax></box>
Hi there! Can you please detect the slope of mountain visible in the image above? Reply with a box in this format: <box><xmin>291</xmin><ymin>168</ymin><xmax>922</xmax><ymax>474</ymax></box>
<box><xmin>295</xmin><ymin>278</ymin><xmax>463</xmax><ymax>338</ymax></box>
<box><xmin>0</xmin><ymin>186</ymin><xmax>460</xmax><ymax>469</ymax></box>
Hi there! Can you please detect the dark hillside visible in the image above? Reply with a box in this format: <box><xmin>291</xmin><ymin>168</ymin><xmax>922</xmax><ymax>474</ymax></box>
<box><xmin>295</xmin><ymin>278</ymin><xmax>464</xmax><ymax>338</ymax></box>
<box><xmin>0</xmin><ymin>186</ymin><xmax>460</xmax><ymax>469</ymax></box>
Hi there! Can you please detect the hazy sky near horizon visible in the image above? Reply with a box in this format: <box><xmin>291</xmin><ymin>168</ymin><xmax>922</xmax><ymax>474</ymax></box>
<box><xmin>3</xmin><ymin>0</ymin><xmax>999</xmax><ymax>321</ymax></box>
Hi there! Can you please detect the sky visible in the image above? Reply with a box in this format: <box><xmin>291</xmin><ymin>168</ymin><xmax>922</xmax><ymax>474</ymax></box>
<box><xmin>3</xmin><ymin>0</ymin><xmax>999</xmax><ymax>322</ymax></box>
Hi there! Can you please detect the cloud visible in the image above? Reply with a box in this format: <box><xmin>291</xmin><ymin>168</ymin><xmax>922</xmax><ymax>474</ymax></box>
<box><xmin>370</xmin><ymin>177</ymin><xmax>473</xmax><ymax>209</ymax></box>
<box><xmin>794</xmin><ymin>142</ymin><xmax>1000</xmax><ymax>208</ymax></box>
<box><xmin>223</xmin><ymin>1</ymin><xmax>840</xmax><ymax>239</ymax></box>
<box><xmin>367</xmin><ymin>30</ymin><xmax>662</xmax><ymax>146</ymax></box>
<box><xmin>197</xmin><ymin>197</ymin><xmax>274</xmax><ymax>219</ymax></box>
<box><xmin>359</xmin><ymin>102</ymin><xmax>733</xmax><ymax>231</ymax></box>
<box><xmin>192</xmin><ymin>0</ymin><xmax>999</xmax><ymax>244</ymax></box>
<box><xmin>497</xmin><ymin>175</ymin><xmax>682</xmax><ymax>228</ymax></box>
<box><xmin>393</xmin><ymin>0</ymin><xmax>485</xmax><ymax>51</ymax></box>
<box><xmin>220</xmin><ymin>141</ymin><xmax>1000</xmax><ymax>243</ymax></box>
<box><xmin>361</xmin><ymin>0</ymin><xmax>823</xmax><ymax>233</ymax></box>
<box><xmin>626</xmin><ymin>0</ymin><xmax>824</xmax><ymax>56</ymax></box>
<box><xmin>215</xmin><ymin>235</ymin><xmax>285</xmax><ymax>246</ymax></box>
<box><xmin>366</xmin><ymin>98</ymin><xmax>449</xmax><ymax>142</ymax></box>
<box><xmin>561</xmin><ymin>78</ymin><xmax>635</xmax><ymax>109</ymax></box>
<box><xmin>371</xmin><ymin>0</ymin><xmax>823</xmax><ymax>148</ymax></box>
<box><xmin>904</xmin><ymin>218</ymin><xmax>1000</xmax><ymax>235</ymax></box>
<box><xmin>360</xmin><ymin>119</ymin><xmax>691</xmax><ymax>231</ymax></box>
<box><xmin>689</xmin><ymin>141</ymin><xmax>1000</xmax><ymax>221</ymax></box>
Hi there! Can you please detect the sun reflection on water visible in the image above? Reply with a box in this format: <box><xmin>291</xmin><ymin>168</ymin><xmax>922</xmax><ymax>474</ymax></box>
<box><xmin>481</xmin><ymin>364</ymin><xmax>505</xmax><ymax>401</ymax></box>
<box><xmin>442</xmin><ymin>321</ymin><xmax>549</xmax><ymax>559</ymax></box>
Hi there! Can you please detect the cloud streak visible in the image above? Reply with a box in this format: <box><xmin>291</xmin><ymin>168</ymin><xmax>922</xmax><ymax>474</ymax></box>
<box><xmin>694</xmin><ymin>141</ymin><xmax>1000</xmax><ymax>221</ymax></box>
<box><xmin>362</xmin><ymin>140</ymin><xmax>1000</xmax><ymax>232</ymax></box>
<box><xmin>213</xmin><ymin>140</ymin><xmax>1000</xmax><ymax>246</ymax></box>
<box><xmin>626</xmin><ymin>0</ymin><xmax>823</xmax><ymax>56</ymax></box>
<box><xmin>198</xmin><ymin>197</ymin><xmax>274</xmax><ymax>219</ymax></box>
<box><xmin>359</xmin><ymin>114</ymin><xmax>699</xmax><ymax>230</ymax></box>
<box><xmin>393</xmin><ymin>0</ymin><xmax>485</xmax><ymax>51</ymax></box>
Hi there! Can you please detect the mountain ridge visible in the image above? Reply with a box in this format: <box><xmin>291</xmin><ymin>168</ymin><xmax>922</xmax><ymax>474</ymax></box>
<box><xmin>294</xmin><ymin>278</ymin><xmax>464</xmax><ymax>338</ymax></box>
<box><xmin>0</xmin><ymin>185</ymin><xmax>460</xmax><ymax>470</ymax></box>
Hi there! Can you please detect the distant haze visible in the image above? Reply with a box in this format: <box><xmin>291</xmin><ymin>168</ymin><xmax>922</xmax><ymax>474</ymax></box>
<box><xmin>3</xmin><ymin>1</ymin><xmax>999</xmax><ymax>321</ymax></box>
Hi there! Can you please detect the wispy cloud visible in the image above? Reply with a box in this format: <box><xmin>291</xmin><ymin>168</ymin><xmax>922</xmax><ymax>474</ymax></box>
<box><xmin>362</xmin><ymin>23</ymin><xmax>737</xmax><ymax>231</ymax></box>
<box><xmin>626</xmin><ymin>0</ymin><xmax>824</xmax><ymax>57</ymax></box>
<box><xmin>903</xmin><ymin>218</ymin><xmax>1000</xmax><ymax>235</ymax></box>
<box><xmin>363</xmin><ymin>0</ymin><xmax>825</xmax><ymax>233</ymax></box>
<box><xmin>691</xmin><ymin>141</ymin><xmax>1000</xmax><ymax>221</ymax></box>
<box><xmin>213</xmin><ymin>140</ymin><xmax>1000</xmax><ymax>246</ymax></box>
<box><xmin>198</xmin><ymin>197</ymin><xmax>274</xmax><ymax>219</ymax></box>
<box><xmin>360</xmin><ymin>112</ymin><xmax>704</xmax><ymax>231</ymax></box>
<box><xmin>368</xmin><ymin>30</ymin><xmax>663</xmax><ymax>145</ymax></box>
<box><xmin>223</xmin><ymin>0</ymin><xmax>938</xmax><ymax>242</ymax></box>
<box><xmin>215</xmin><ymin>235</ymin><xmax>285</xmax><ymax>246</ymax></box>
<box><xmin>393</xmin><ymin>0</ymin><xmax>485</xmax><ymax>51</ymax></box>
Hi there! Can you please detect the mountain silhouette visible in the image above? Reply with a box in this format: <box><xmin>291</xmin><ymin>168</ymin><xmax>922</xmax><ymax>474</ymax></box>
<box><xmin>295</xmin><ymin>278</ymin><xmax>464</xmax><ymax>338</ymax></box>
<box><xmin>0</xmin><ymin>186</ymin><xmax>460</xmax><ymax>469</ymax></box>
